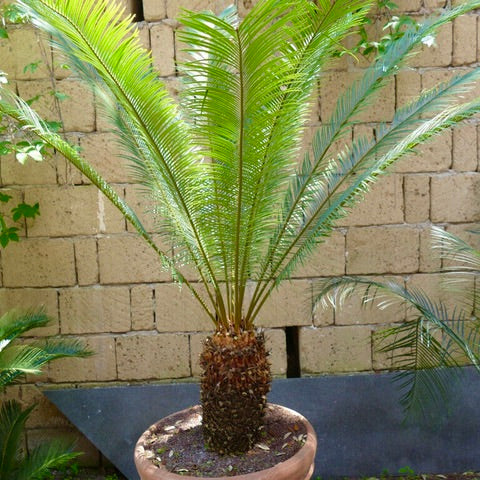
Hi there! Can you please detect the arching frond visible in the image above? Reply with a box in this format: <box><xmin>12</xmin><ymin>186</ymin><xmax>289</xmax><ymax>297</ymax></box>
<box><xmin>313</xmin><ymin>267</ymin><xmax>480</xmax><ymax>422</ymax></box>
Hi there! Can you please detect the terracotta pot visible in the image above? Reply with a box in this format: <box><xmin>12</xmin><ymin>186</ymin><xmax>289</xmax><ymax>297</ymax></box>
<box><xmin>134</xmin><ymin>403</ymin><xmax>317</xmax><ymax>480</ymax></box>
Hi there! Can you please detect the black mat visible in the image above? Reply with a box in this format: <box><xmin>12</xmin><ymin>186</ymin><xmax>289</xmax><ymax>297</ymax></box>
<box><xmin>44</xmin><ymin>368</ymin><xmax>480</xmax><ymax>480</ymax></box>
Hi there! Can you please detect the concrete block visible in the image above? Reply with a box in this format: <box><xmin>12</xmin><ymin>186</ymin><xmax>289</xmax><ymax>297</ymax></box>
<box><xmin>49</xmin><ymin>336</ymin><xmax>117</xmax><ymax>382</ymax></box>
<box><xmin>131</xmin><ymin>285</ymin><xmax>154</xmax><ymax>331</ymax></box>
<box><xmin>59</xmin><ymin>287</ymin><xmax>131</xmax><ymax>334</ymax></box>
<box><xmin>116</xmin><ymin>333</ymin><xmax>190</xmax><ymax>380</ymax></box>
<box><xmin>2</xmin><ymin>238</ymin><xmax>76</xmax><ymax>287</ymax></box>
<box><xmin>346</xmin><ymin>226</ymin><xmax>419</xmax><ymax>274</ymax></box>
<box><xmin>404</xmin><ymin>174</ymin><xmax>430</xmax><ymax>223</ymax></box>
<box><xmin>155</xmin><ymin>283</ymin><xmax>212</xmax><ymax>332</ymax></box>
<box><xmin>98</xmin><ymin>234</ymin><xmax>171</xmax><ymax>284</ymax></box>
<box><xmin>299</xmin><ymin>325</ymin><xmax>372</xmax><ymax>373</ymax></box>
<box><xmin>431</xmin><ymin>173</ymin><xmax>480</xmax><ymax>223</ymax></box>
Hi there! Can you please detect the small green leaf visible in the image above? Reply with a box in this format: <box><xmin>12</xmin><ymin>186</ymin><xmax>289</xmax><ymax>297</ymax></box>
<box><xmin>0</xmin><ymin>28</ymin><xmax>8</xmax><ymax>39</ymax></box>
<box><xmin>44</xmin><ymin>120</ymin><xmax>62</xmax><ymax>132</ymax></box>
<box><xmin>0</xmin><ymin>227</ymin><xmax>19</xmax><ymax>247</ymax></box>
<box><xmin>23</xmin><ymin>60</ymin><xmax>41</xmax><ymax>74</ymax></box>
<box><xmin>0</xmin><ymin>141</ymin><xmax>12</xmax><ymax>156</ymax></box>
<box><xmin>51</xmin><ymin>90</ymin><xmax>69</xmax><ymax>101</ymax></box>
<box><xmin>0</xmin><ymin>192</ymin><xmax>12</xmax><ymax>203</ymax></box>
<box><xmin>12</xmin><ymin>202</ymin><xmax>40</xmax><ymax>222</ymax></box>
<box><xmin>25</xmin><ymin>94</ymin><xmax>41</xmax><ymax>106</ymax></box>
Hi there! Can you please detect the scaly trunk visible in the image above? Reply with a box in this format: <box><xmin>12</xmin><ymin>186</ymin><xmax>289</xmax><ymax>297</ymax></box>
<box><xmin>200</xmin><ymin>329</ymin><xmax>272</xmax><ymax>454</ymax></box>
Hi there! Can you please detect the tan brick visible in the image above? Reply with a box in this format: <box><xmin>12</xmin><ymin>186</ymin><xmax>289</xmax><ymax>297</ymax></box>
<box><xmin>265</xmin><ymin>328</ymin><xmax>287</xmax><ymax>376</ymax></box>
<box><xmin>453</xmin><ymin>15</ymin><xmax>477</xmax><ymax>66</ymax></box>
<box><xmin>396</xmin><ymin>70</ymin><xmax>422</xmax><ymax>107</ymax></box>
<box><xmin>151</xmin><ymin>23</ymin><xmax>175</xmax><ymax>77</ymax></box>
<box><xmin>253</xmin><ymin>280</ymin><xmax>312</xmax><ymax>328</ymax></box>
<box><xmin>409</xmin><ymin>23</ymin><xmax>452</xmax><ymax>68</ymax></box>
<box><xmin>395</xmin><ymin>0</ymin><xmax>422</xmax><ymax>11</ymax></box>
<box><xmin>2</xmin><ymin>238</ymin><xmax>75</xmax><ymax>287</ymax></box>
<box><xmin>424</xmin><ymin>0</ymin><xmax>447</xmax><ymax>8</ymax></box>
<box><xmin>167</xmin><ymin>0</ymin><xmax>231</xmax><ymax>19</ymax></box>
<box><xmin>312</xmin><ymin>301</ymin><xmax>335</xmax><ymax>327</ymax></box>
<box><xmin>339</xmin><ymin>175</ymin><xmax>404</xmax><ymax>227</ymax></box>
<box><xmin>49</xmin><ymin>336</ymin><xmax>116</xmax><ymax>382</ymax></box>
<box><xmin>137</xmin><ymin>22</ymin><xmax>151</xmax><ymax>50</ymax></box>
<box><xmin>431</xmin><ymin>173</ymin><xmax>480</xmax><ymax>222</ymax></box>
<box><xmin>144</xmin><ymin>0</ymin><xmax>167</xmax><ymax>20</ymax></box>
<box><xmin>0</xmin><ymin>288</ymin><xmax>58</xmax><ymax>335</ymax></box>
<box><xmin>453</xmin><ymin>123</ymin><xmax>477</xmax><ymax>171</ymax></box>
<box><xmin>56</xmin><ymin>79</ymin><xmax>95</xmax><ymax>132</ymax></box>
<box><xmin>0</xmin><ymin>31</ymin><xmax>16</xmax><ymax>78</ymax></box>
<box><xmin>155</xmin><ymin>283</ymin><xmax>212</xmax><ymax>332</ymax></box>
<box><xmin>299</xmin><ymin>325</ymin><xmax>372</xmax><ymax>373</ymax></box>
<box><xmin>333</xmin><ymin>276</ymin><xmax>407</xmax><ymax>326</ymax></box>
<box><xmin>116</xmin><ymin>333</ymin><xmax>190</xmax><ymax>379</ymax></box>
<box><xmin>17</xmin><ymin>79</ymin><xmax>95</xmax><ymax>132</ymax></box>
<box><xmin>346</xmin><ymin>226</ymin><xmax>419</xmax><ymax>274</ymax></box>
<box><xmin>295</xmin><ymin>231</ymin><xmax>345</xmax><ymax>278</ymax></box>
<box><xmin>75</xmin><ymin>238</ymin><xmax>98</xmax><ymax>286</ymax></box>
<box><xmin>24</xmin><ymin>186</ymin><xmax>100</xmax><ymax>237</ymax></box>
<box><xmin>419</xmin><ymin>226</ymin><xmax>442</xmax><ymax>272</ymax></box>
<box><xmin>27</xmin><ymin>428</ymin><xmax>100</xmax><ymax>467</ymax></box>
<box><xmin>237</xmin><ymin>0</ymin><xmax>261</xmax><ymax>16</ymax></box>
<box><xmin>7</xmin><ymin>26</ymin><xmax>52</xmax><ymax>80</ymax></box>
<box><xmin>320</xmin><ymin>72</ymin><xmax>395</xmax><ymax>123</ymax></box>
<box><xmin>59</xmin><ymin>287</ymin><xmax>131</xmax><ymax>334</ymax></box>
<box><xmin>21</xmin><ymin>385</ymin><xmax>70</xmax><ymax>429</ymax></box>
<box><xmin>395</xmin><ymin>131</ymin><xmax>452</xmax><ymax>173</ymax></box>
<box><xmin>132</xmin><ymin>285</ymin><xmax>154</xmax><ymax>330</ymax></box>
<box><xmin>189</xmin><ymin>332</ymin><xmax>207</xmax><ymax>377</ymax></box>
<box><xmin>1</xmin><ymin>152</ymin><xmax>57</xmax><ymax>185</ymax></box>
<box><xmin>404</xmin><ymin>174</ymin><xmax>430</xmax><ymax>223</ymax></box>
<box><xmin>98</xmin><ymin>235</ymin><xmax>171</xmax><ymax>284</ymax></box>
<box><xmin>78</xmin><ymin>133</ymin><xmax>131</xmax><ymax>184</ymax></box>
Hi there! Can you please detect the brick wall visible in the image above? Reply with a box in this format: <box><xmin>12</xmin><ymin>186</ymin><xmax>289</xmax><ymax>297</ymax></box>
<box><xmin>0</xmin><ymin>0</ymin><xmax>479</xmax><ymax>467</ymax></box>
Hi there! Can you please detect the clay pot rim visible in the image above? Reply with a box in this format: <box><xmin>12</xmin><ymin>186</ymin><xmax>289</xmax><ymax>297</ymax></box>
<box><xmin>134</xmin><ymin>403</ymin><xmax>317</xmax><ymax>480</ymax></box>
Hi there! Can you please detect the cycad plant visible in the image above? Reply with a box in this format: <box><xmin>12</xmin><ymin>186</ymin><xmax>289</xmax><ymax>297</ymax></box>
<box><xmin>315</xmin><ymin>227</ymin><xmax>480</xmax><ymax>424</ymax></box>
<box><xmin>0</xmin><ymin>309</ymin><xmax>91</xmax><ymax>479</ymax></box>
<box><xmin>1</xmin><ymin>0</ymin><xmax>480</xmax><ymax>454</ymax></box>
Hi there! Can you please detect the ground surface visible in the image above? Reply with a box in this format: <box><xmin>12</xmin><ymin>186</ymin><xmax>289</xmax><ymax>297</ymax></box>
<box><xmin>54</xmin><ymin>469</ymin><xmax>480</xmax><ymax>480</ymax></box>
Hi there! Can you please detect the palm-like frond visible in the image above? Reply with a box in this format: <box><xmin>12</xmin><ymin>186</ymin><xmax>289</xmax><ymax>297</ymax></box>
<box><xmin>314</xmin><ymin>226</ymin><xmax>480</xmax><ymax>421</ymax></box>
<box><xmin>0</xmin><ymin>400</ymin><xmax>34</xmax><ymax>476</ymax></box>
<box><xmin>0</xmin><ymin>308</ymin><xmax>92</xmax><ymax>387</ymax></box>
<box><xmin>0</xmin><ymin>400</ymin><xmax>79</xmax><ymax>480</ymax></box>
<box><xmin>15</xmin><ymin>440</ymin><xmax>79</xmax><ymax>480</ymax></box>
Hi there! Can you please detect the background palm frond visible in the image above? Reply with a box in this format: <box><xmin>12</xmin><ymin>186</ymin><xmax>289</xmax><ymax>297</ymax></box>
<box><xmin>314</xmin><ymin>225</ymin><xmax>480</xmax><ymax>421</ymax></box>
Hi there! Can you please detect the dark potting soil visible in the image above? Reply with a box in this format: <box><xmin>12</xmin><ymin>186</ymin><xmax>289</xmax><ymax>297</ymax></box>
<box><xmin>141</xmin><ymin>404</ymin><xmax>307</xmax><ymax>477</ymax></box>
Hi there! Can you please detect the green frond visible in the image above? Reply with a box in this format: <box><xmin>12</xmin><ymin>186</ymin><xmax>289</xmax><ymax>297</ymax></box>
<box><xmin>15</xmin><ymin>440</ymin><xmax>79</xmax><ymax>480</ymax></box>
<box><xmin>0</xmin><ymin>309</ymin><xmax>49</xmax><ymax>343</ymax></box>
<box><xmin>314</xmin><ymin>274</ymin><xmax>480</xmax><ymax>421</ymax></box>
<box><xmin>0</xmin><ymin>400</ymin><xmax>35</xmax><ymax>476</ymax></box>
<box><xmin>16</xmin><ymin>0</ymin><xmax>222</xmax><ymax>321</ymax></box>
<box><xmin>432</xmin><ymin>226</ymin><xmax>480</xmax><ymax>271</ymax></box>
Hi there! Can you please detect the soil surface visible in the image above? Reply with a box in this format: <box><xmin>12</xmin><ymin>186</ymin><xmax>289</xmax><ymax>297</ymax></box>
<box><xmin>141</xmin><ymin>404</ymin><xmax>307</xmax><ymax>477</ymax></box>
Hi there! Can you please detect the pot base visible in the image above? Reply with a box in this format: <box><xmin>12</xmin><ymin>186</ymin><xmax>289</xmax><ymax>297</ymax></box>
<box><xmin>134</xmin><ymin>403</ymin><xmax>317</xmax><ymax>480</ymax></box>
